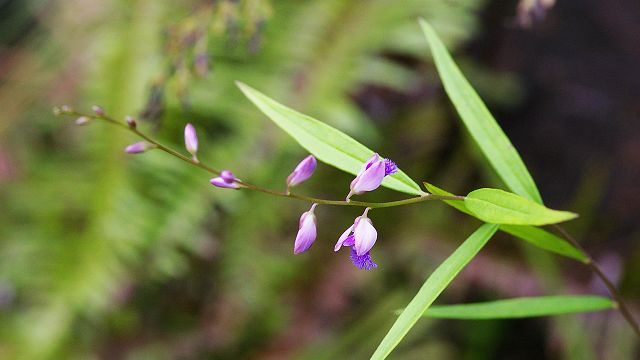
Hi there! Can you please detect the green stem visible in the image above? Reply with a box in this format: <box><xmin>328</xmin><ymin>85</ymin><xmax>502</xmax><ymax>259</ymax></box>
<box><xmin>56</xmin><ymin>108</ymin><xmax>465</xmax><ymax>209</ymax></box>
<box><xmin>552</xmin><ymin>224</ymin><xmax>640</xmax><ymax>339</ymax></box>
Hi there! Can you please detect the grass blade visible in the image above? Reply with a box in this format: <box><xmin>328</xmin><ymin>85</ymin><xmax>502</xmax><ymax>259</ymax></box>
<box><xmin>236</xmin><ymin>81</ymin><xmax>423</xmax><ymax>195</ymax></box>
<box><xmin>370</xmin><ymin>224</ymin><xmax>499</xmax><ymax>360</ymax></box>
<box><xmin>423</xmin><ymin>296</ymin><xmax>615</xmax><ymax>319</ymax></box>
<box><xmin>419</xmin><ymin>19</ymin><xmax>542</xmax><ymax>203</ymax></box>
<box><xmin>465</xmin><ymin>188</ymin><xmax>578</xmax><ymax>225</ymax></box>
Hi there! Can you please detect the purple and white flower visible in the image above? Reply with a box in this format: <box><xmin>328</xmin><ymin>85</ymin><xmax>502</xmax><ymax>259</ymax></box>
<box><xmin>334</xmin><ymin>207</ymin><xmax>378</xmax><ymax>270</ymax></box>
<box><xmin>294</xmin><ymin>203</ymin><xmax>318</xmax><ymax>254</ymax></box>
<box><xmin>210</xmin><ymin>170</ymin><xmax>240</xmax><ymax>189</ymax></box>
<box><xmin>346</xmin><ymin>153</ymin><xmax>398</xmax><ymax>200</ymax></box>
<box><xmin>286</xmin><ymin>155</ymin><xmax>317</xmax><ymax>188</ymax></box>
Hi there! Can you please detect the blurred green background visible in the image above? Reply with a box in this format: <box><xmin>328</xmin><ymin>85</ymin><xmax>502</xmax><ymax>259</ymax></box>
<box><xmin>1</xmin><ymin>0</ymin><xmax>639</xmax><ymax>359</ymax></box>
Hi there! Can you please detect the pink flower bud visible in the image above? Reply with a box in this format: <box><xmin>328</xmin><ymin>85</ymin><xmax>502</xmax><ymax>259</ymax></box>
<box><xmin>125</xmin><ymin>142</ymin><xmax>152</xmax><ymax>154</ymax></box>
<box><xmin>294</xmin><ymin>204</ymin><xmax>317</xmax><ymax>254</ymax></box>
<box><xmin>210</xmin><ymin>170</ymin><xmax>239</xmax><ymax>189</ymax></box>
<box><xmin>286</xmin><ymin>155</ymin><xmax>317</xmax><ymax>187</ymax></box>
<box><xmin>92</xmin><ymin>105</ymin><xmax>105</xmax><ymax>116</ymax></box>
<box><xmin>75</xmin><ymin>116</ymin><xmax>90</xmax><ymax>125</ymax></box>
<box><xmin>184</xmin><ymin>123</ymin><xmax>198</xmax><ymax>157</ymax></box>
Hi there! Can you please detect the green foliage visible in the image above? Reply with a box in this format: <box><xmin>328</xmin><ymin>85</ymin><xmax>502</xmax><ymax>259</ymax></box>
<box><xmin>237</xmin><ymin>81</ymin><xmax>423</xmax><ymax>195</ymax></box>
<box><xmin>370</xmin><ymin>224</ymin><xmax>499</xmax><ymax>360</ymax></box>
<box><xmin>423</xmin><ymin>296</ymin><xmax>615</xmax><ymax>319</ymax></box>
<box><xmin>425</xmin><ymin>182</ymin><xmax>586</xmax><ymax>261</ymax></box>
<box><xmin>418</xmin><ymin>19</ymin><xmax>542</xmax><ymax>204</ymax></box>
<box><xmin>465</xmin><ymin>188</ymin><xmax>577</xmax><ymax>225</ymax></box>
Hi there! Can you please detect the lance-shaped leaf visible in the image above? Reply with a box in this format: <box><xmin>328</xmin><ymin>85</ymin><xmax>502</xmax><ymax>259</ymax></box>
<box><xmin>419</xmin><ymin>18</ymin><xmax>542</xmax><ymax>204</ymax></box>
<box><xmin>465</xmin><ymin>188</ymin><xmax>577</xmax><ymax>225</ymax></box>
<box><xmin>422</xmin><ymin>296</ymin><xmax>615</xmax><ymax>319</ymax></box>
<box><xmin>236</xmin><ymin>81</ymin><xmax>423</xmax><ymax>196</ymax></box>
<box><xmin>371</xmin><ymin>224</ymin><xmax>499</xmax><ymax>360</ymax></box>
<box><xmin>424</xmin><ymin>183</ymin><xmax>586</xmax><ymax>262</ymax></box>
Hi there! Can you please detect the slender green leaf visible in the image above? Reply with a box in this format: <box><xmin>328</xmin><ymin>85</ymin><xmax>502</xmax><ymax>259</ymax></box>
<box><xmin>423</xmin><ymin>296</ymin><xmax>614</xmax><ymax>319</ymax></box>
<box><xmin>465</xmin><ymin>188</ymin><xmax>578</xmax><ymax>225</ymax></box>
<box><xmin>236</xmin><ymin>81</ymin><xmax>423</xmax><ymax>195</ymax></box>
<box><xmin>500</xmin><ymin>225</ymin><xmax>587</xmax><ymax>262</ymax></box>
<box><xmin>424</xmin><ymin>183</ymin><xmax>586</xmax><ymax>261</ymax></box>
<box><xmin>371</xmin><ymin>224</ymin><xmax>499</xmax><ymax>360</ymax></box>
<box><xmin>419</xmin><ymin>19</ymin><xmax>542</xmax><ymax>204</ymax></box>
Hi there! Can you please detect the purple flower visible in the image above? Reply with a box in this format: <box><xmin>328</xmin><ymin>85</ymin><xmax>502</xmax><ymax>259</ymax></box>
<box><xmin>334</xmin><ymin>208</ymin><xmax>379</xmax><ymax>270</ymax></box>
<box><xmin>210</xmin><ymin>170</ymin><xmax>240</xmax><ymax>189</ymax></box>
<box><xmin>287</xmin><ymin>155</ymin><xmax>317</xmax><ymax>188</ymax></box>
<box><xmin>184</xmin><ymin>123</ymin><xmax>198</xmax><ymax>158</ymax></box>
<box><xmin>347</xmin><ymin>154</ymin><xmax>389</xmax><ymax>200</ymax></box>
<box><xmin>125</xmin><ymin>142</ymin><xmax>152</xmax><ymax>154</ymax></box>
<box><xmin>294</xmin><ymin>203</ymin><xmax>317</xmax><ymax>254</ymax></box>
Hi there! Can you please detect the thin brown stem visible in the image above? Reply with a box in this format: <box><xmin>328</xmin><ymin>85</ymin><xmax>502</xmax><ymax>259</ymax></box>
<box><xmin>55</xmin><ymin>108</ymin><xmax>465</xmax><ymax>209</ymax></box>
<box><xmin>552</xmin><ymin>224</ymin><xmax>640</xmax><ymax>339</ymax></box>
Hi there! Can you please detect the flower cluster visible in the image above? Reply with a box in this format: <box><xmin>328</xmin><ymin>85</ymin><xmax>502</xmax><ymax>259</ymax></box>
<box><xmin>125</xmin><ymin>122</ymin><xmax>398</xmax><ymax>270</ymax></box>
<box><xmin>281</xmin><ymin>152</ymin><xmax>396</xmax><ymax>270</ymax></box>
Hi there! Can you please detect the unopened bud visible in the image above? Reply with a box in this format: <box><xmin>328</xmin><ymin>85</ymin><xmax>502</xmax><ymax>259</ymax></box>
<box><xmin>75</xmin><ymin>116</ymin><xmax>90</xmax><ymax>125</ymax></box>
<box><xmin>60</xmin><ymin>105</ymin><xmax>73</xmax><ymax>113</ymax></box>
<box><xmin>92</xmin><ymin>105</ymin><xmax>105</xmax><ymax>116</ymax></box>
<box><xmin>125</xmin><ymin>115</ymin><xmax>137</xmax><ymax>128</ymax></box>
<box><xmin>125</xmin><ymin>142</ymin><xmax>153</xmax><ymax>154</ymax></box>
<box><xmin>184</xmin><ymin>123</ymin><xmax>198</xmax><ymax>157</ymax></box>
<box><xmin>52</xmin><ymin>107</ymin><xmax>62</xmax><ymax>116</ymax></box>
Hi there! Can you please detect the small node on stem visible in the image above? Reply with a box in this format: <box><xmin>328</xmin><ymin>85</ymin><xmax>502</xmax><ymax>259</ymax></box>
<box><xmin>92</xmin><ymin>105</ymin><xmax>105</xmax><ymax>116</ymax></box>
<box><xmin>125</xmin><ymin>115</ymin><xmax>137</xmax><ymax>129</ymax></box>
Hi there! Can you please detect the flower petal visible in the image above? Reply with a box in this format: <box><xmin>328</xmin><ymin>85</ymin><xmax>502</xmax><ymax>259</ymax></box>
<box><xmin>354</xmin><ymin>217</ymin><xmax>377</xmax><ymax>256</ymax></box>
<box><xmin>184</xmin><ymin>123</ymin><xmax>198</xmax><ymax>155</ymax></box>
<box><xmin>362</xmin><ymin>153</ymin><xmax>380</xmax><ymax>171</ymax></box>
<box><xmin>383</xmin><ymin>158</ymin><xmax>398</xmax><ymax>176</ymax></box>
<box><xmin>350</xmin><ymin>160</ymin><xmax>385</xmax><ymax>195</ymax></box>
<box><xmin>334</xmin><ymin>224</ymin><xmax>354</xmax><ymax>251</ymax></box>
<box><xmin>294</xmin><ymin>213</ymin><xmax>317</xmax><ymax>254</ymax></box>
<box><xmin>287</xmin><ymin>155</ymin><xmax>317</xmax><ymax>187</ymax></box>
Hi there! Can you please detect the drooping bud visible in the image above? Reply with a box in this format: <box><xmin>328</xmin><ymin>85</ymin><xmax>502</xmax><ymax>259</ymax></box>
<box><xmin>125</xmin><ymin>141</ymin><xmax>153</xmax><ymax>154</ymax></box>
<box><xmin>210</xmin><ymin>170</ymin><xmax>240</xmax><ymax>189</ymax></box>
<box><xmin>286</xmin><ymin>155</ymin><xmax>317</xmax><ymax>188</ymax></box>
<box><xmin>294</xmin><ymin>203</ymin><xmax>317</xmax><ymax>254</ymax></box>
<box><xmin>184</xmin><ymin>123</ymin><xmax>198</xmax><ymax>159</ymax></box>
<box><xmin>75</xmin><ymin>116</ymin><xmax>90</xmax><ymax>125</ymax></box>
<box><xmin>92</xmin><ymin>105</ymin><xmax>105</xmax><ymax>116</ymax></box>
<box><xmin>125</xmin><ymin>115</ymin><xmax>137</xmax><ymax>129</ymax></box>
